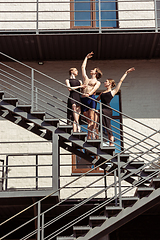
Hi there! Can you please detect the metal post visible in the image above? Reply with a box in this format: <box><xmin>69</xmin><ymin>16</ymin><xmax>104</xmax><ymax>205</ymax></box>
<box><xmin>36</xmin><ymin>155</ymin><xmax>38</xmax><ymax>190</ymax></box>
<box><xmin>31</xmin><ymin>68</ymin><xmax>34</xmax><ymax>112</ymax></box>
<box><xmin>100</xmin><ymin>102</ymin><xmax>103</xmax><ymax>146</ymax></box>
<box><xmin>36</xmin><ymin>0</ymin><xmax>39</xmax><ymax>34</ymax></box>
<box><xmin>114</xmin><ymin>169</ymin><xmax>117</xmax><ymax>206</ymax></box>
<box><xmin>37</xmin><ymin>201</ymin><xmax>41</xmax><ymax>240</ymax></box>
<box><xmin>5</xmin><ymin>156</ymin><xmax>9</xmax><ymax>191</ymax></box>
<box><xmin>41</xmin><ymin>213</ymin><xmax>44</xmax><ymax>240</ymax></box>
<box><xmin>154</xmin><ymin>0</ymin><xmax>158</xmax><ymax>32</ymax></box>
<box><xmin>98</xmin><ymin>0</ymin><xmax>102</xmax><ymax>33</ymax></box>
<box><xmin>35</xmin><ymin>87</ymin><xmax>38</xmax><ymax>111</ymax></box>
<box><xmin>52</xmin><ymin>131</ymin><xmax>60</xmax><ymax>191</ymax></box>
<box><xmin>117</xmin><ymin>154</ymin><xmax>122</xmax><ymax>207</ymax></box>
<box><xmin>104</xmin><ymin>169</ymin><xmax>107</xmax><ymax>198</ymax></box>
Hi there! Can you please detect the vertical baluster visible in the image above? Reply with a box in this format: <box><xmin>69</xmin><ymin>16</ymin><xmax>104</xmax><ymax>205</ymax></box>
<box><xmin>31</xmin><ymin>68</ymin><xmax>34</xmax><ymax>112</ymax></box>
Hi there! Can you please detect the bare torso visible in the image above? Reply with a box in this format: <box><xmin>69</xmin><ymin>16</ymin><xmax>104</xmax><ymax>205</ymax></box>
<box><xmin>82</xmin><ymin>78</ymin><xmax>98</xmax><ymax>95</ymax></box>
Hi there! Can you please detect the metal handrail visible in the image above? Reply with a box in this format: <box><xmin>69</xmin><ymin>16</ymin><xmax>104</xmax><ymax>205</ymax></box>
<box><xmin>0</xmin><ymin>0</ymin><xmax>159</xmax><ymax>33</ymax></box>
<box><xmin>0</xmin><ymin>51</ymin><xmax>159</xmax><ymax>152</ymax></box>
<box><xmin>0</xmin><ymin>51</ymin><xmax>160</xmax><ymax>238</ymax></box>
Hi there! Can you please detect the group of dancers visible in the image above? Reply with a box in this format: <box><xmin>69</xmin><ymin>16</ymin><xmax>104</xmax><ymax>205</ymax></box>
<box><xmin>66</xmin><ymin>52</ymin><xmax>135</xmax><ymax>146</ymax></box>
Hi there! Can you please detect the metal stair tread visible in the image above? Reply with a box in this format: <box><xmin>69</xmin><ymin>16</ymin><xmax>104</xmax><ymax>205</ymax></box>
<box><xmin>144</xmin><ymin>168</ymin><xmax>159</xmax><ymax>173</ymax></box>
<box><xmin>89</xmin><ymin>216</ymin><xmax>107</xmax><ymax>220</ymax></box>
<box><xmin>56</xmin><ymin>237</ymin><xmax>75</xmax><ymax>240</ymax></box>
<box><xmin>2</xmin><ymin>97</ymin><xmax>18</xmax><ymax>106</ymax></box>
<box><xmin>121</xmin><ymin>196</ymin><xmax>139</xmax><ymax>201</ymax></box>
<box><xmin>105</xmin><ymin>206</ymin><xmax>123</xmax><ymax>210</ymax></box>
<box><xmin>150</xmin><ymin>178</ymin><xmax>160</xmax><ymax>189</ymax></box>
<box><xmin>136</xmin><ymin>187</ymin><xmax>154</xmax><ymax>191</ymax></box>
<box><xmin>73</xmin><ymin>226</ymin><xmax>91</xmax><ymax>230</ymax></box>
<box><xmin>58</xmin><ymin>125</ymin><xmax>73</xmax><ymax>128</ymax></box>
<box><xmin>72</xmin><ymin>132</ymin><xmax>87</xmax><ymax>136</ymax></box>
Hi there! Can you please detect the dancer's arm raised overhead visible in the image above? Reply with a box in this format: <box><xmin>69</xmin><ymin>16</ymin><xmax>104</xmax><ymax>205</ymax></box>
<box><xmin>81</xmin><ymin>51</ymin><xmax>94</xmax><ymax>82</ymax></box>
<box><xmin>112</xmin><ymin>67</ymin><xmax>135</xmax><ymax>97</ymax></box>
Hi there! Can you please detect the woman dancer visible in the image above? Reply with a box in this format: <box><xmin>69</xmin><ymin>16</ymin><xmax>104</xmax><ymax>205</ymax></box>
<box><xmin>97</xmin><ymin>67</ymin><xmax>135</xmax><ymax>146</ymax></box>
<box><xmin>81</xmin><ymin>52</ymin><xmax>102</xmax><ymax>139</ymax></box>
<box><xmin>66</xmin><ymin>68</ymin><xmax>86</xmax><ymax>132</ymax></box>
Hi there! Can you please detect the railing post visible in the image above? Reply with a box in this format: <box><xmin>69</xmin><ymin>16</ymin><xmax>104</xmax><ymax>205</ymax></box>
<box><xmin>100</xmin><ymin>102</ymin><xmax>103</xmax><ymax>146</ymax></box>
<box><xmin>98</xmin><ymin>0</ymin><xmax>102</xmax><ymax>33</ymax></box>
<box><xmin>36</xmin><ymin>155</ymin><xmax>38</xmax><ymax>190</ymax></box>
<box><xmin>36</xmin><ymin>0</ymin><xmax>39</xmax><ymax>34</ymax></box>
<box><xmin>35</xmin><ymin>87</ymin><xmax>38</xmax><ymax>111</ymax></box>
<box><xmin>154</xmin><ymin>0</ymin><xmax>158</xmax><ymax>32</ymax></box>
<box><xmin>104</xmin><ymin>169</ymin><xmax>107</xmax><ymax>198</ymax></box>
<box><xmin>41</xmin><ymin>213</ymin><xmax>44</xmax><ymax>240</ymax></box>
<box><xmin>31</xmin><ymin>68</ymin><xmax>34</xmax><ymax>112</ymax></box>
<box><xmin>37</xmin><ymin>201</ymin><xmax>41</xmax><ymax>240</ymax></box>
<box><xmin>117</xmin><ymin>153</ymin><xmax>122</xmax><ymax>207</ymax></box>
<box><xmin>114</xmin><ymin>169</ymin><xmax>117</xmax><ymax>206</ymax></box>
<box><xmin>5</xmin><ymin>156</ymin><xmax>9</xmax><ymax>191</ymax></box>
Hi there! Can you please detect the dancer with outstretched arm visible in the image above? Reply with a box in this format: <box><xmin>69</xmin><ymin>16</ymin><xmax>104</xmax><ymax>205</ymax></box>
<box><xmin>81</xmin><ymin>52</ymin><xmax>102</xmax><ymax>139</ymax></box>
<box><xmin>97</xmin><ymin>67</ymin><xmax>135</xmax><ymax>146</ymax></box>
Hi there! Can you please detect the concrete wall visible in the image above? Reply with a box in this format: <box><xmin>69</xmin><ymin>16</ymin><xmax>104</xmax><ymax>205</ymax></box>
<box><xmin>0</xmin><ymin>0</ymin><xmax>156</xmax><ymax>30</ymax></box>
<box><xmin>0</xmin><ymin>58</ymin><xmax>160</xmax><ymax>198</ymax></box>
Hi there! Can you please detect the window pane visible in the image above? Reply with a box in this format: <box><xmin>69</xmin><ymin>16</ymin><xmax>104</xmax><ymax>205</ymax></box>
<box><xmin>74</xmin><ymin>0</ymin><xmax>91</xmax><ymax>26</ymax></box>
<box><xmin>96</xmin><ymin>0</ymin><xmax>117</xmax><ymax>28</ymax></box>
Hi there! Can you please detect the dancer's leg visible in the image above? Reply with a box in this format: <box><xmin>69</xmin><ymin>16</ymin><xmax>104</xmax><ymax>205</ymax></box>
<box><xmin>72</xmin><ymin>104</ymin><xmax>78</xmax><ymax>132</ymax></box>
<box><xmin>87</xmin><ymin>109</ymin><xmax>95</xmax><ymax>139</ymax></box>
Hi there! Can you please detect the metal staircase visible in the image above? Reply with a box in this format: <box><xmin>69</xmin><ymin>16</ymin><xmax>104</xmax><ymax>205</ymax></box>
<box><xmin>0</xmin><ymin>51</ymin><xmax>160</xmax><ymax>239</ymax></box>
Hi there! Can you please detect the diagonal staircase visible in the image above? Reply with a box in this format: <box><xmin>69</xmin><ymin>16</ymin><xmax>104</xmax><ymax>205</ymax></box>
<box><xmin>0</xmin><ymin>52</ymin><xmax>160</xmax><ymax>240</ymax></box>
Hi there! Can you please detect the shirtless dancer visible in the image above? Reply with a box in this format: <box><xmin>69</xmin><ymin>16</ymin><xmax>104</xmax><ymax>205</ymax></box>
<box><xmin>81</xmin><ymin>52</ymin><xmax>102</xmax><ymax>139</ymax></box>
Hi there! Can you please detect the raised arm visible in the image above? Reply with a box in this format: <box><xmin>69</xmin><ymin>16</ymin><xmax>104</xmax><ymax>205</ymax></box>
<box><xmin>112</xmin><ymin>67</ymin><xmax>135</xmax><ymax>97</ymax></box>
<box><xmin>81</xmin><ymin>52</ymin><xmax>94</xmax><ymax>81</ymax></box>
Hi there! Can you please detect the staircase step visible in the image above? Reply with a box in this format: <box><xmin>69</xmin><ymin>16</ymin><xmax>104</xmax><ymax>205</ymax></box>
<box><xmin>127</xmin><ymin>161</ymin><xmax>144</xmax><ymax>169</ymax></box>
<box><xmin>121</xmin><ymin>196</ymin><xmax>139</xmax><ymax>207</ymax></box>
<box><xmin>100</xmin><ymin>145</ymin><xmax>115</xmax><ymax>155</ymax></box>
<box><xmin>3</xmin><ymin>98</ymin><xmax>18</xmax><ymax>106</ymax></box>
<box><xmin>17</xmin><ymin>104</ymin><xmax>31</xmax><ymax>113</ymax></box>
<box><xmin>73</xmin><ymin>226</ymin><xmax>91</xmax><ymax>238</ymax></box>
<box><xmin>150</xmin><ymin>178</ymin><xmax>160</xmax><ymax>189</ymax></box>
<box><xmin>86</xmin><ymin>139</ymin><xmax>101</xmax><ymax>148</ymax></box>
<box><xmin>43</xmin><ymin>118</ymin><xmax>59</xmax><ymax>127</ymax></box>
<box><xmin>31</xmin><ymin>111</ymin><xmax>45</xmax><ymax>120</ymax></box>
<box><xmin>117</xmin><ymin>153</ymin><xmax>129</xmax><ymax>162</ymax></box>
<box><xmin>143</xmin><ymin>168</ymin><xmax>159</xmax><ymax>176</ymax></box>
<box><xmin>72</xmin><ymin>132</ymin><xmax>87</xmax><ymax>141</ymax></box>
<box><xmin>89</xmin><ymin>215</ymin><xmax>107</xmax><ymax>227</ymax></box>
<box><xmin>135</xmin><ymin>187</ymin><xmax>154</xmax><ymax>198</ymax></box>
<box><xmin>58</xmin><ymin>125</ymin><xmax>73</xmax><ymax>134</ymax></box>
<box><xmin>105</xmin><ymin>206</ymin><xmax>123</xmax><ymax>217</ymax></box>
<box><xmin>0</xmin><ymin>91</ymin><xmax>4</xmax><ymax>99</ymax></box>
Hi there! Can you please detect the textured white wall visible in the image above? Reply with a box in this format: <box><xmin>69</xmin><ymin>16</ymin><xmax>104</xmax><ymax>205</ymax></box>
<box><xmin>0</xmin><ymin>58</ymin><xmax>160</xmax><ymax>198</ymax></box>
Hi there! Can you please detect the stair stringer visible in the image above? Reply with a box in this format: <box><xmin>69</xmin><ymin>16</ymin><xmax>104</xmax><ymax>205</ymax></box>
<box><xmin>77</xmin><ymin>188</ymin><xmax>160</xmax><ymax>240</ymax></box>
